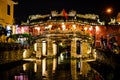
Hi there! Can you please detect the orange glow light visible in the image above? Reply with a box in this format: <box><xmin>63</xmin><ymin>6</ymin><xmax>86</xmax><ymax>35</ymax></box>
<box><xmin>106</xmin><ymin>8</ymin><xmax>112</xmax><ymax>14</ymax></box>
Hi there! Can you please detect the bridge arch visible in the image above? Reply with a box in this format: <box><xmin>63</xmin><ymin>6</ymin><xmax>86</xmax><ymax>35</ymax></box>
<box><xmin>34</xmin><ymin>34</ymin><xmax>92</xmax><ymax>59</ymax></box>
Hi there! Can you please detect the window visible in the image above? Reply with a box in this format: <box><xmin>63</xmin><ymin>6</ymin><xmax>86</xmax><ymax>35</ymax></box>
<box><xmin>0</xmin><ymin>24</ymin><xmax>3</xmax><ymax>30</ymax></box>
<box><xmin>7</xmin><ymin>5</ymin><xmax>10</xmax><ymax>15</ymax></box>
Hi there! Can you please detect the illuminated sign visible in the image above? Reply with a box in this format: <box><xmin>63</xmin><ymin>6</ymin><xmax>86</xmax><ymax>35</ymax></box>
<box><xmin>16</xmin><ymin>26</ymin><xmax>29</xmax><ymax>34</ymax></box>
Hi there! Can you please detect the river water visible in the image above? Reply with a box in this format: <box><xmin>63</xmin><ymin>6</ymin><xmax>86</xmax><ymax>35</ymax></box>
<box><xmin>0</xmin><ymin>53</ymin><xmax>103</xmax><ymax>80</ymax></box>
<box><xmin>0</xmin><ymin>49</ymin><xmax>120</xmax><ymax>80</ymax></box>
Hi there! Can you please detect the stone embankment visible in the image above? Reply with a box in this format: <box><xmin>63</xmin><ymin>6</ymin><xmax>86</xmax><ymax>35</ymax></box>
<box><xmin>0</xmin><ymin>43</ymin><xmax>22</xmax><ymax>51</ymax></box>
<box><xmin>88</xmin><ymin>48</ymin><xmax>120</xmax><ymax>80</ymax></box>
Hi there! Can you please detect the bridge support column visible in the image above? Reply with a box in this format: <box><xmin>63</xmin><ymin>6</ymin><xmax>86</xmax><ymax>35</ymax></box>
<box><xmin>42</xmin><ymin>40</ymin><xmax>47</xmax><ymax>57</ymax></box>
<box><xmin>47</xmin><ymin>39</ymin><xmax>53</xmax><ymax>57</ymax></box>
<box><xmin>81</xmin><ymin>42</ymin><xmax>89</xmax><ymax>57</ymax></box>
<box><xmin>52</xmin><ymin>41</ymin><xmax>57</xmax><ymax>57</ymax></box>
<box><xmin>71</xmin><ymin>38</ymin><xmax>77</xmax><ymax>58</ymax></box>
<box><xmin>36</xmin><ymin>42</ymin><xmax>42</xmax><ymax>58</ymax></box>
<box><xmin>36</xmin><ymin>40</ymin><xmax>42</xmax><ymax>58</ymax></box>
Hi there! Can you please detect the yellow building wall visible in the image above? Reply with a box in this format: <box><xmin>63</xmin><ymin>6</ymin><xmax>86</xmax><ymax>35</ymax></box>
<box><xmin>0</xmin><ymin>0</ymin><xmax>15</xmax><ymax>28</ymax></box>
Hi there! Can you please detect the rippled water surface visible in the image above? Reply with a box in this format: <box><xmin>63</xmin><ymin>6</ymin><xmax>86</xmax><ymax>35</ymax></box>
<box><xmin>0</xmin><ymin>57</ymin><xmax>104</xmax><ymax>80</ymax></box>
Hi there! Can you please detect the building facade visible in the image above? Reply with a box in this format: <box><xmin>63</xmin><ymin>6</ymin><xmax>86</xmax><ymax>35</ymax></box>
<box><xmin>0</xmin><ymin>0</ymin><xmax>16</xmax><ymax>28</ymax></box>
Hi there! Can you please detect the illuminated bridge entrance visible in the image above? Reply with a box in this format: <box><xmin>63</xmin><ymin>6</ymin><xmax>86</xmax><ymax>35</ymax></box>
<box><xmin>34</xmin><ymin>30</ymin><xmax>94</xmax><ymax>59</ymax></box>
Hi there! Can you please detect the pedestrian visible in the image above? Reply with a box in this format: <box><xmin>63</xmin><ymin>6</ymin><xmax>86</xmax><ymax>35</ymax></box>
<box><xmin>112</xmin><ymin>37</ymin><xmax>116</xmax><ymax>47</ymax></box>
<box><xmin>100</xmin><ymin>36</ymin><xmax>104</xmax><ymax>49</ymax></box>
<box><xmin>113</xmin><ymin>41</ymin><xmax>119</xmax><ymax>54</ymax></box>
<box><xmin>103</xmin><ymin>36</ymin><xmax>107</xmax><ymax>49</ymax></box>
<box><xmin>109</xmin><ymin>36</ymin><xmax>117</xmax><ymax>50</ymax></box>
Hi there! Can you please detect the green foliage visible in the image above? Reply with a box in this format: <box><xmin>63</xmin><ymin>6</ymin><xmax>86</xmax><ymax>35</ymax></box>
<box><xmin>9</xmin><ymin>33</ymin><xmax>32</xmax><ymax>40</ymax></box>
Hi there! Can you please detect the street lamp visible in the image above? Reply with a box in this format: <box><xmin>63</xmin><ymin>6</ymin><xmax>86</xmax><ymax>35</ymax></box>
<box><xmin>106</xmin><ymin>8</ymin><xmax>112</xmax><ymax>14</ymax></box>
<box><xmin>104</xmin><ymin>7</ymin><xmax>113</xmax><ymax>25</ymax></box>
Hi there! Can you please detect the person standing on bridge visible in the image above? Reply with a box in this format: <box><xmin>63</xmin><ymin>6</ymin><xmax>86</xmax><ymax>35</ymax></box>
<box><xmin>100</xmin><ymin>36</ymin><xmax>107</xmax><ymax>49</ymax></box>
<box><xmin>100</xmin><ymin>36</ymin><xmax>104</xmax><ymax>49</ymax></box>
<box><xmin>103</xmin><ymin>36</ymin><xmax>107</xmax><ymax>49</ymax></box>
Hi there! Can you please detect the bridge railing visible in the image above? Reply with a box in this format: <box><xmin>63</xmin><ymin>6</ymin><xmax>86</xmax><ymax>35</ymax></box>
<box><xmin>34</xmin><ymin>29</ymin><xmax>93</xmax><ymax>41</ymax></box>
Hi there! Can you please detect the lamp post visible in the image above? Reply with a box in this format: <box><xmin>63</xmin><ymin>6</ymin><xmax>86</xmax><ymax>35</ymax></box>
<box><xmin>105</xmin><ymin>7</ymin><xmax>113</xmax><ymax>25</ymax></box>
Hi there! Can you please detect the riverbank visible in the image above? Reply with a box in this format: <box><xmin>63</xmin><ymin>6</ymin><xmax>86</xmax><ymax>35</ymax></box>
<box><xmin>0</xmin><ymin>42</ymin><xmax>31</xmax><ymax>51</ymax></box>
<box><xmin>88</xmin><ymin>59</ymin><xmax>120</xmax><ymax>80</ymax></box>
<box><xmin>0</xmin><ymin>43</ymin><xmax>22</xmax><ymax>51</ymax></box>
<box><xmin>96</xmin><ymin>48</ymin><xmax>120</xmax><ymax>68</ymax></box>
<box><xmin>88</xmin><ymin>48</ymin><xmax>120</xmax><ymax>80</ymax></box>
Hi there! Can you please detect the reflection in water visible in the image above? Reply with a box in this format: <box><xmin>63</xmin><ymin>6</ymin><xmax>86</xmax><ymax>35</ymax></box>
<box><xmin>53</xmin><ymin>58</ymin><xmax>57</xmax><ymax>74</ymax></box>
<box><xmin>34</xmin><ymin>63</ymin><xmax>37</xmax><ymax>73</ymax></box>
<box><xmin>23</xmin><ymin>63</ymin><xmax>27</xmax><ymax>71</ymax></box>
<box><xmin>76</xmin><ymin>61</ymin><xmax>81</xmax><ymax>72</ymax></box>
<box><xmin>14</xmin><ymin>73</ymin><xmax>28</xmax><ymax>80</ymax></box>
<box><xmin>0</xmin><ymin>58</ymin><xmax>104</xmax><ymax>80</ymax></box>
<box><xmin>42</xmin><ymin>58</ymin><xmax>47</xmax><ymax>77</ymax></box>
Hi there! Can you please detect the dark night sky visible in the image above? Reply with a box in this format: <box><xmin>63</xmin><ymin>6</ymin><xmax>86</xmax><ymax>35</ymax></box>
<box><xmin>13</xmin><ymin>0</ymin><xmax>120</xmax><ymax>22</ymax></box>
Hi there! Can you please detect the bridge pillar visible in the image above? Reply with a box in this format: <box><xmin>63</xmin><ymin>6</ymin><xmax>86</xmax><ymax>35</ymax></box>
<box><xmin>52</xmin><ymin>41</ymin><xmax>57</xmax><ymax>56</ymax></box>
<box><xmin>36</xmin><ymin>40</ymin><xmax>42</xmax><ymax>58</ymax></box>
<box><xmin>42</xmin><ymin>40</ymin><xmax>47</xmax><ymax>57</ymax></box>
<box><xmin>47</xmin><ymin>39</ymin><xmax>53</xmax><ymax>57</ymax></box>
<box><xmin>81</xmin><ymin>41</ymin><xmax>89</xmax><ymax>57</ymax></box>
<box><xmin>71</xmin><ymin>38</ymin><xmax>77</xmax><ymax>58</ymax></box>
